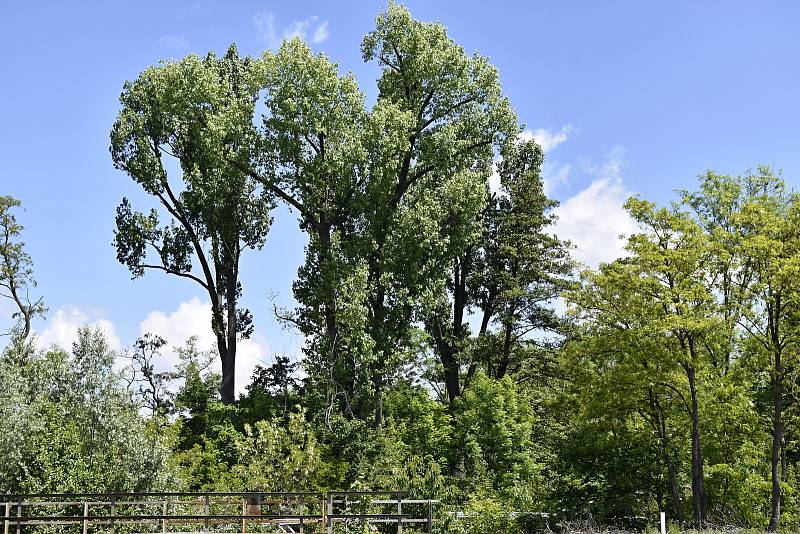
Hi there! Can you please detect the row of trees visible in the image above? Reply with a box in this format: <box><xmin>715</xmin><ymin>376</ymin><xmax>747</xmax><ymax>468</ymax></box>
<box><xmin>564</xmin><ymin>168</ymin><xmax>800</xmax><ymax>529</ymax></box>
<box><xmin>4</xmin><ymin>4</ymin><xmax>800</xmax><ymax>532</ymax></box>
<box><xmin>110</xmin><ymin>4</ymin><xmax>569</xmax><ymax>426</ymax></box>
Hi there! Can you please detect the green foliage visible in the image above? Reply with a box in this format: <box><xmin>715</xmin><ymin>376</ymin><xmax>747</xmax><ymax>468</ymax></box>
<box><xmin>111</xmin><ymin>45</ymin><xmax>274</xmax><ymax>403</ymax></box>
<box><xmin>10</xmin><ymin>4</ymin><xmax>800</xmax><ymax>533</ymax></box>
<box><xmin>0</xmin><ymin>196</ymin><xmax>46</xmax><ymax>341</ymax></box>
<box><xmin>454</xmin><ymin>373</ymin><xmax>544</xmax><ymax>509</ymax></box>
<box><xmin>0</xmin><ymin>327</ymin><xmax>175</xmax><ymax>493</ymax></box>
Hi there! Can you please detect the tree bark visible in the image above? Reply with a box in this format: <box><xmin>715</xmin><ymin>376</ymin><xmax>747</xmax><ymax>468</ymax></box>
<box><xmin>650</xmin><ymin>389</ymin><xmax>684</xmax><ymax>525</ymax></box>
<box><xmin>686</xmin><ymin>363</ymin><xmax>708</xmax><ymax>526</ymax></box>
<box><xmin>214</xmin><ymin>283</ymin><xmax>238</xmax><ymax>406</ymax></box>
<box><xmin>768</xmin><ymin>347</ymin><xmax>784</xmax><ymax>532</ymax></box>
<box><xmin>373</xmin><ymin>373</ymin><xmax>383</xmax><ymax>429</ymax></box>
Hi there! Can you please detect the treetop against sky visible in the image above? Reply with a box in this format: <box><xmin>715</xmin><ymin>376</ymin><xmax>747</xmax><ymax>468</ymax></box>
<box><xmin>2</xmin><ymin>1</ymin><xmax>799</xmax><ymax>388</ymax></box>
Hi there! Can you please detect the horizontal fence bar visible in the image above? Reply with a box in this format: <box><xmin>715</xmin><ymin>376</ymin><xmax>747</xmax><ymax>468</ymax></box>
<box><xmin>1</xmin><ymin>492</ymin><xmax>323</xmax><ymax>500</ymax></box>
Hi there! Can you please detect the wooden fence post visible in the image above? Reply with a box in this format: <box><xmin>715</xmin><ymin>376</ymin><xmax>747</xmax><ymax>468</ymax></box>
<box><xmin>203</xmin><ymin>495</ymin><xmax>209</xmax><ymax>533</ymax></box>
<box><xmin>326</xmin><ymin>493</ymin><xmax>333</xmax><ymax>534</ymax></box>
<box><xmin>298</xmin><ymin>496</ymin><xmax>304</xmax><ymax>534</ymax></box>
<box><xmin>4</xmin><ymin>501</ymin><xmax>10</xmax><ymax>534</ymax></box>
<box><xmin>397</xmin><ymin>493</ymin><xmax>403</xmax><ymax>534</ymax></box>
<box><xmin>82</xmin><ymin>502</ymin><xmax>89</xmax><ymax>534</ymax></box>
<box><xmin>161</xmin><ymin>500</ymin><xmax>167</xmax><ymax>534</ymax></box>
<box><xmin>241</xmin><ymin>499</ymin><xmax>246</xmax><ymax>534</ymax></box>
<box><xmin>427</xmin><ymin>499</ymin><xmax>432</xmax><ymax>534</ymax></box>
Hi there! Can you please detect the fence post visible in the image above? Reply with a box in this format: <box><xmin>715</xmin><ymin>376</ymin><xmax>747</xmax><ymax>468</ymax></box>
<box><xmin>326</xmin><ymin>493</ymin><xmax>333</xmax><ymax>534</ymax></box>
<box><xmin>396</xmin><ymin>493</ymin><xmax>402</xmax><ymax>534</ymax></box>
<box><xmin>298</xmin><ymin>495</ymin><xmax>304</xmax><ymax>534</ymax></box>
<box><xmin>4</xmin><ymin>501</ymin><xmax>9</xmax><ymax>534</ymax></box>
<box><xmin>427</xmin><ymin>499</ymin><xmax>432</xmax><ymax>534</ymax></box>
<box><xmin>15</xmin><ymin>497</ymin><xmax>21</xmax><ymax>534</ymax></box>
<box><xmin>203</xmin><ymin>495</ymin><xmax>209</xmax><ymax>533</ymax></box>
<box><xmin>82</xmin><ymin>502</ymin><xmax>89</xmax><ymax>534</ymax></box>
<box><xmin>241</xmin><ymin>498</ymin><xmax>246</xmax><ymax>534</ymax></box>
<box><xmin>161</xmin><ymin>500</ymin><xmax>167</xmax><ymax>534</ymax></box>
<box><xmin>109</xmin><ymin>498</ymin><xmax>116</xmax><ymax>534</ymax></box>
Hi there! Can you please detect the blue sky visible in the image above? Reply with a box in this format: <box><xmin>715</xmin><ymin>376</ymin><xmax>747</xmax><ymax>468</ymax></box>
<box><xmin>2</xmin><ymin>1</ymin><xmax>799</xmax><ymax>386</ymax></box>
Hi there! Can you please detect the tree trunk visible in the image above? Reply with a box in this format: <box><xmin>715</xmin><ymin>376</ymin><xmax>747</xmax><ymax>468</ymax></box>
<box><xmin>768</xmin><ymin>348</ymin><xmax>784</xmax><ymax>532</ymax></box>
<box><xmin>318</xmin><ymin>222</ymin><xmax>339</xmax><ymax>344</ymax></box>
<box><xmin>373</xmin><ymin>373</ymin><xmax>383</xmax><ymax>429</ymax></box>
<box><xmin>496</xmin><ymin>318</ymin><xmax>513</xmax><ymax>379</ymax></box>
<box><xmin>687</xmin><ymin>363</ymin><xmax>708</xmax><ymax>526</ymax></box>
<box><xmin>215</xmin><ymin>265</ymin><xmax>238</xmax><ymax>406</ymax></box>
<box><xmin>219</xmin><ymin>347</ymin><xmax>236</xmax><ymax>405</ymax></box>
<box><xmin>666</xmin><ymin>450</ymin><xmax>684</xmax><ymax>526</ymax></box>
<box><xmin>650</xmin><ymin>389</ymin><xmax>685</xmax><ymax>525</ymax></box>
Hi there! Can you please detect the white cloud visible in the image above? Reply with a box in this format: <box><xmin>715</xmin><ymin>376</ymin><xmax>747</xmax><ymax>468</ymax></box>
<box><xmin>552</xmin><ymin>146</ymin><xmax>638</xmax><ymax>267</ymax></box>
<box><xmin>36</xmin><ymin>307</ymin><xmax>122</xmax><ymax>351</ymax></box>
<box><xmin>253</xmin><ymin>11</ymin><xmax>329</xmax><ymax>48</ymax></box>
<box><xmin>139</xmin><ymin>297</ymin><xmax>270</xmax><ymax>394</ymax></box>
<box><xmin>521</xmin><ymin>124</ymin><xmax>573</xmax><ymax>153</ymax></box>
<box><xmin>158</xmin><ymin>33</ymin><xmax>189</xmax><ymax>50</ymax></box>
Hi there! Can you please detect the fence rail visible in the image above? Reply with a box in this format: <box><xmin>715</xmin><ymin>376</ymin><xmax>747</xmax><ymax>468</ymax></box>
<box><xmin>1</xmin><ymin>492</ymin><xmax>437</xmax><ymax>534</ymax></box>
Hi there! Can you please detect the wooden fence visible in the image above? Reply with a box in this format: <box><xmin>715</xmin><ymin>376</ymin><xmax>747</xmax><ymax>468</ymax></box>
<box><xmin>0</xmin><ymin>492</ymin><xmax>436</xmax><ymax>534</ymax></box>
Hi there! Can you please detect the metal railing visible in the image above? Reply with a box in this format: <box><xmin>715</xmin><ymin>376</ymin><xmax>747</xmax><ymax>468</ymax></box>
<box><xmin>0</xmin><ymin>492</ymin><xmax>437</xmax><ymax>534</ymax></box>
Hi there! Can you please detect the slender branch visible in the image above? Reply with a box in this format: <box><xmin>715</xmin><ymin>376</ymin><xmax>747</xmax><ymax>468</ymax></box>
<box><xmin>139</xmin><ymin>264</ymin><xmax>210</xmax><ymax>290</ymax></box>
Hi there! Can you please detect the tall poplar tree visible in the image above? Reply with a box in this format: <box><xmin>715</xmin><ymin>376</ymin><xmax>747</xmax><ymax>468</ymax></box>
<box><xmin>111</xmin><ymin>46</ymin><xmax>273</xmax><ymax>404</ymax></box>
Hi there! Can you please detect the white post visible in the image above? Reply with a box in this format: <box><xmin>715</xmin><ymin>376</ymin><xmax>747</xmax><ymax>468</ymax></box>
<box><xmin>660</xmin><ymin>511</ymin><xmax>666</xmax><ymax>534</ymax></box>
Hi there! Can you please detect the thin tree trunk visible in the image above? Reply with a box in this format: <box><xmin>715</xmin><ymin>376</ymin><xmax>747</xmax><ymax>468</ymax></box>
<box><xmin>496</xmin><ymin>319</ymin><xmax>513</xmax><ymax>379</ymax></box>
<box><xmin>650</xmin><ymin>389</ymin><xmax>685</xmax><ymax>525</ymax></box>
<box><xmin>768</xmin><ymin>347</ymin><xmax>784</xmax><ymax>532</ymax></box>
<box><xmin>373</xmin><ymin>373</ymin><xmax>383</xmax><ymax>429</ymax></box>
<box><xmin>687</xmin><ymin>363</ymin><xmax>708</xmax><ymax>526</ymax></box>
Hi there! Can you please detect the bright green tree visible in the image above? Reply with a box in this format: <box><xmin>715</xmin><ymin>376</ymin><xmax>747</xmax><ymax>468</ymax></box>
<box><xmin>734</xmin><ymin>169</ymin><xmax>800</xmax><ymax>530</ymax></box>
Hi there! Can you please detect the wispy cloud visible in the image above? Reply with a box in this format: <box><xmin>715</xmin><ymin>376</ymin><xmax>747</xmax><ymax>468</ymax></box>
<box><xmin>312</xmin><ymin>21</ymin><xmax>329</xmax><ymax>43</ymax></box>
<box><xmin>542</xmin><ymin>161</ymin><xmax>572</xmax><ymax>195</ymax></box>
<box><xmin>253</xmin><ymin>11</ymin><xmax>330</xmax><ymax>48</ymax></box>
<box><xmin>159</xmin><ymin>33</ymin><xmax>189</xmax><ymax>50</ymax></box>
<box><xmin>178</xmin><ymin>2</ymin><xmax>202</xmax><ymax>16</ymax></box>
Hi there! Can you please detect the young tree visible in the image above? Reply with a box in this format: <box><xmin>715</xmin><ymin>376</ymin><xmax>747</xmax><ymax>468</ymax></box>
<box><xmin>126</xmin><ymin>333</ymin><xmax>176</xmax><ymax>419</ymax></box>
<box><xmin>734</xmin><ymin>171</ymin><xmax>800</xmax><ymax>531</ymax></box>
<box><xmin>568</xmin><ymin>197</ymin><xmax>719</xmax><ymax>526</ymax></box>
<box><xmin>0</xmin><ymin>196</ymin><xmax>45</xmax><ymax>341</ymax></box>
<box><xmin>111</xmin><ymin>46</ymin><xmax>274</xmax><ymax>404</ymax></box>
